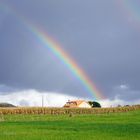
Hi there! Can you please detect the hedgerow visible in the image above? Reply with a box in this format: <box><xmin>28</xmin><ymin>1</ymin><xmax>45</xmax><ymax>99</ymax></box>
<box><xmin>0</xmin><ymin>105</ymin><xmax>139</xmax><ymax>115</ymax></box>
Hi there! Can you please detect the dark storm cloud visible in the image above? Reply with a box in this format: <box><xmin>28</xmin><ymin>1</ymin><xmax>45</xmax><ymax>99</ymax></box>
<box><xmin>0</xmin><ymin>0</ymin><xmax>140</xmax><ymax>101</ymax></box>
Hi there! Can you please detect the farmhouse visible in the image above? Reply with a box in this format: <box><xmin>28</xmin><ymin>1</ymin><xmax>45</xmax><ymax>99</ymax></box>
<box><xmin>63</xmin><ymin>100</ymin><xmax>91</xmax><ymax>108</ymax></box>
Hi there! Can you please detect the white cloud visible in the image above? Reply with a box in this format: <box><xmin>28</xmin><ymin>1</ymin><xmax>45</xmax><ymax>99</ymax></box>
<box><xmin>119</xmin><ymin>84</ymin><xmax>129</xmax><ymax>90</ymax></box>
<box><xmin>114</xmin><ymin>84</ymin><xmax>129</xmax><ymax>91</ymax></box>
<box><xmin>0</xmin><ymin>84</ymin><xmax>139</xmax><ymax>108</ymax></box>
<box><xmin>100</xmin><ymin>97</ymin><xmax>140</xmax><ymax>107</ymax></box>
<box><xmin>0</xmin><ymin>89</ymin><xmax>82</xmax><ymax>107</ymax></box>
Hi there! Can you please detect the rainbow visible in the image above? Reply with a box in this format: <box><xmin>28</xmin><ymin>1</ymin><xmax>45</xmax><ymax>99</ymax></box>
<box><xmin>0</xmin><ymin>2</ymin><xmax>104</xmax><ymax>100</ymax></box>
<box><xmin>118</xmin><ymin>0</ymin><xmax>140</xmax><ymax>28</ymax></box>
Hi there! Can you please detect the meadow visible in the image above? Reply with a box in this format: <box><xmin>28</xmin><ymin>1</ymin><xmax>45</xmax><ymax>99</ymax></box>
<box><xmin>0</xmin><ymin>106</ymin><xmax>140</xmax><ymax>140</ymax></box>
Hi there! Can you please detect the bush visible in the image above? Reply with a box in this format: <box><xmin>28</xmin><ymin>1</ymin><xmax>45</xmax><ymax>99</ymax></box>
<box><xmin>88</xmin><ymin>101</ymin><xmax>101</xmax><ymax>108</ymax></box>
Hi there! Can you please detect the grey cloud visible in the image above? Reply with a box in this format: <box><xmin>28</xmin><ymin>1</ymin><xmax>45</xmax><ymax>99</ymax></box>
<box><xmin>111</xmin><ymin>85</ymin><xmax>140</xmax><ymax>101</ymax></box>
<box><xmin>0</xmin><ymin>0</ymin><xmax>139</xmax><ymax>102</ymax></box>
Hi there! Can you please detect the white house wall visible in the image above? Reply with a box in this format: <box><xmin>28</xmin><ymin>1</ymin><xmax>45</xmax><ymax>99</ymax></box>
<box><xmin>78</xmin><ymin>102</ymin><xmax>91</xmax><ymax>108</ymax></box>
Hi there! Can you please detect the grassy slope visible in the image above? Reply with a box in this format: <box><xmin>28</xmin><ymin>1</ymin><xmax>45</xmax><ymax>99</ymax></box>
<box><xmin>0</xmin><ymin>110</ymin><xmax>140</xmax><ymax>140</ymax></box>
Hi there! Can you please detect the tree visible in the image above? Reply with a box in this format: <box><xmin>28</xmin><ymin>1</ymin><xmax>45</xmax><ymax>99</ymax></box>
<box><xmin>88</xmin><ymin>101</ymin><xmax>101</xmax><ymax>108</ymax></box>
<box><xmin>0</xmin><ymin>103</ymin><xmax>16</xmax><ymax>107</ymax></box>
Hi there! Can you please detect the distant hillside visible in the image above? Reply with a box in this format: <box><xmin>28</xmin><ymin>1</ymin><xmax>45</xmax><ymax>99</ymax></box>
<box><xmin>0</xmin><ymin>103</ymin><xmax>16</xmax><ymax>107</ymax></box>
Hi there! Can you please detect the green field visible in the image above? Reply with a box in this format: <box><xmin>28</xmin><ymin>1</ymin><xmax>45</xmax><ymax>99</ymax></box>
<box><xmin>0</xmin><ymin>110</ymin><xmax>140</xmax><ymax>140</ymax></box>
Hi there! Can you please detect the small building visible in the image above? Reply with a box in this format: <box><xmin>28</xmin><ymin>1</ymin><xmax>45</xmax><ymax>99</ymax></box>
<box><xmin>63</xmin><ymin>100</ymin><xmax>91</xmax><ymax>108</ymax></box>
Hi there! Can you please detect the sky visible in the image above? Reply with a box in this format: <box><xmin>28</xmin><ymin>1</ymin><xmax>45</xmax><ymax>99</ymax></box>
<box><xmin>0</xmin><ymin>0</ymin><xmax>140</xmax><ymax>107</ymax></box>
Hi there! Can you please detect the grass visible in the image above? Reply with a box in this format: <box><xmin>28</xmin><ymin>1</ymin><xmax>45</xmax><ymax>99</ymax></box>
<box><xmin>0</xmin><ymin>110</ymin><xmax>140</xmax><ymax>140</ymax></box>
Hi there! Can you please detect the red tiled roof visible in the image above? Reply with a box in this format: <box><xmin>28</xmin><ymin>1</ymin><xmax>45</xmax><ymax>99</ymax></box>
<box><xmin>64</xmin><ymin>100</ymin><xmax>88</xmax><ymax>108</ymax></box>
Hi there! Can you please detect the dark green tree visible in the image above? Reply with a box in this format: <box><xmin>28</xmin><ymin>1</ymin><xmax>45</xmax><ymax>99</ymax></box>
<box><xmin>0</xmin><ymin>103</ymin><xmax>16</xmax><ymax>107</ymax></box>
<box><xmin>88</xmin><ymin>101</ymin><xmax>101</xmax><ymax>108</ymax></box>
